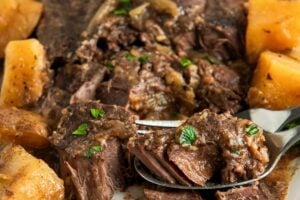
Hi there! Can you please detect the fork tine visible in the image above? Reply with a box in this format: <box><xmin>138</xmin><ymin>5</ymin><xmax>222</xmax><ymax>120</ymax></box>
<box><xmin>135</xmin><ymin>120</ymin><xmax>184</xmax><ymax>128</ymax></box>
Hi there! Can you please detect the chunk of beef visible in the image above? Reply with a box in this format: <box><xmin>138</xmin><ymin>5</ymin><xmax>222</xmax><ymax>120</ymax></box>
<box><xmin>37</xmin><ymin>61</ymin><xmax>107</xmax><ymax>129</ymax></box>
<box><xmin>37</xmin><ymin>0</ymin><xmax>105</xmax><ymax>63</ymax></box>
<box><xmin>128</xmin><ymin>130</ymin><xmax>191</xmax><ymax>185</ymax></box>
<box><xmin>97</xmin><ymin>77</ymin><xmax>131</xmax><ymax>107</ymax></box>
<box><xmin>70</xmin><ymin>67</ymin><xmax>106</xmax><ymax>104</ymax></box>
<box><xmin>37</xmin><ymin>87</ymin><xmax>71</xmax><ymax>130</ymax></box>
<box><xmin>129</xmin><ymin>110</ymin><xmax>269</xmax><ymax>186</ymax></box>
<box><xmin>76</xmin><ymin>17</ymin><xmax>140</xmax><ymax>63</ymax></box>
<box><xmin>215</xmin><ymin>183</ymin><xmax>275</xmax><ymax>200</ymax></box>
<box><xmin>50</xmin><ymin>101</ymin><xmax>138</xmax><ymax>200</ymax></box>
<box><xmin>183</xmin><ymin>110</ymin><xmax>269</xmax><ymax>183</ymax></box>
<box><xmin>61</xmin><ymin>137</ymin><xmax>124</xmax><ymax>200</ymax></box>
<box><xmin>55</xmin><ymin>61</ymin><xmax>107</xmax><ymax>94</ymax></box>
<box><xmin>62</xmin><ymin>1</ymin><xmax>246</xmax><ymax>117</ymax></box>
<box><xmin>196</xmin><ymin>60</ymin><xmax>244</xmax><ymax>114</ymax></box>
<box><xmin>168</xmin><ymin>144</ymin><xmax>219</xmax><ymax>186</ymax></box>
<box><xmin>144</xmin><ymin>187</ymin><xmax>204</xmax><ymax>200</ymax></box>
<box><xmin>96</xmin><ymin>49</ymin><xmax>194</xmax><ymax>119</ymax></box>
<box><xmin>197</xmin><ymin>0</ymin><xmax>247</xmax><ymax>61</ymax></box>
<box><xmin>220</xmin><ymin>118</ymin><xmax>269</xmax><ymax>182</ymax></box>
<box><xmin>128</xmin><ymin>132</ymin><xmax>177</xmax><ymax>184</ymax></box>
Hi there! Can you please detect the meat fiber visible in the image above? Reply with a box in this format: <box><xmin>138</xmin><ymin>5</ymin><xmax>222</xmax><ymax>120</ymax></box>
<box><xmin>50</xmin><ymin>101</ymin><xmax>138</xmax><ymax>200</ymax></box>
<box><xmin>128</xmin><ymin>110</ymin><xmax>269</xmax><ymax>186</ymax></box>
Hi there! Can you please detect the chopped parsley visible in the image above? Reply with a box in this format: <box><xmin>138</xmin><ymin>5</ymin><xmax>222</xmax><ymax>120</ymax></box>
<box><xmin>179</xmin><ymin>126</ymin><xmax>197</xmax><ymax>145</ymax></box>
<box><xmin>90</xmin><ymin>108</ymin><xmax>105</xmax><ymax>119</ymax></box>
<box><xmin>72</xmin><ymin>123</ymin><xmax>88</xmax><ymax>136</ymax></box>
<box><xmin>231</xmin><ymin>148</ymin><xmax>239</xmax><ymax>155</ymax></box>
<box><xmin>125</xmin><ymin>53</ymin><xmax>135</xmax><ymax>61</ymax></box>
<box><xmin>84</xmin><ymin>145</ymin><xmax>103</xmax><ymax>158</ymax></box>
<box><xmin>105</xmin><ymin>61</ymin><xmax>114</xmax><ymax>71</ymax></box>
<box><xmin>245</xmin><ymin>124</ymin><xmax>259</xmax><ymax>136</ymax></box>
<box><xmin>179</xmin><ymin>58</ymin><xmax>193</xmax><ymax>68</ymax></box>
<box><xmin>113</xmin><ymin>8</ymin><xmax>127</xmax><ymax>16</ymax></box>
<box><xmin>119</xmin><ymin>0</ymin><xmax>131</xmax><ymax>5</ymax></box>
<box><xmin>113</xmin><ymin>0</ymin><xmax>131</xmax><ymax>16</ymax></box>
<box><xmin>138</xmin><ymin>55</ymin><xmax>149</xmax><ymax>63</ymax></box>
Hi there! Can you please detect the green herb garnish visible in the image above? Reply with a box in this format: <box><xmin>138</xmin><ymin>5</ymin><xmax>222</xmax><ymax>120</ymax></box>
<box><xmin>105</xmin><ymin>61</ymin><xmax>114</xmax><ymax>71</ymax></box>
<box><xmin>245</xmin><ymin>124</ymin><xmax>259</xmax><ymax>136</ymax></box>
<box><xmin>119</xmin><ymin>0</ymin><xmax>131</xmax><ymax>4</ymax></box>
<box><xmin>113</xmin><ymin>8</ymin><xmax>127</xmax><ymax>16</ymax></box>
<box><xmin>231</xmin><ymin>148</ymin><xmax>239</xmax><ymax>155</ymax></box>
<box><xmin>72</xmin><ymin>123</ymin><xmax>88</xmax><ymax>136</ymax></box>
<box><xmin>138</xmin><ymin>55</ymin><xmax>149</xmax><ymax>63</ymax></box>
<box><xmin>84</xmin><ymin>145</ymin><xmax>103</xmax><ymax>158</ymax></box>
<box><xmin>125</xmin><ymin>53</ymin><xmax>135</xmax><ymax>61</ymax></box>
<box><xmin>90</xmin><ymin>108</ymin><xmax>105</xmax><ymax>119</ymax></box>
<box><xmin>179</xmin><ymin>58</ymin><xmax>193</xmax><ymax>68</ymax></box>
<box><xmin>179</xmin><ymin>126</ymin><xmax>197</xmax><ymax>145</ymax></box>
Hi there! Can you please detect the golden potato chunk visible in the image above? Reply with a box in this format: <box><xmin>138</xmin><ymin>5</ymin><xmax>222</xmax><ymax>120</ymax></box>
<box><xmin>0</xmin><ymin>0</ymin><xmax>43</xmax><ymax>57</ymax></box>
<box><xmin>0</xmin><ymin>143</ymin><xmax>64</xmax><ymax>200</ymax></box>
<box><xmin>248</xmin><ymin>51</ymin><xmax>300</xmax><ymax>109</ymax></box>
<box><xmin>246</xmin><ymin>0</ymin><xmax>300</xmax><ymax>63</ymax></box>
<box><xmin>0</xmin><ymin>107</ymin><xmax>49</xmax><ymax>149</ymax></box>
<box><xmin>0</xmin><ymin>39</ymin><xmax>49</xmax><ymax>107</ymax></box>
<box><xmin>287</xmin><ymin>46</ymin><xmax>300</xmax><ymax>62</ymax></box>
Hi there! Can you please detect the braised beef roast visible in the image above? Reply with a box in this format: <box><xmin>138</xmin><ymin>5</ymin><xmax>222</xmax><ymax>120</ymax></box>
<box><xmin>50</xmin><ymin>102</ymin><xmax>138</xmax><ymax>200</ymax></box>
<box><xmin>32</xmin><ymin>0</ymin><xmax>282</xmax><ymax>199</ymax></box>
<box><xmin>144</xmin><ymin>187</ymin><xmax>204</xmax><ymax>200</ymax></box>
<box><xmin>215</xmin><ymin>183</ymin><xmax>275</xmax><ymax>200</ymax></box>
<box><xmin>128</xmin><ymin>110</ymin><xmax>269</xmax><ymax>186</ymax></box>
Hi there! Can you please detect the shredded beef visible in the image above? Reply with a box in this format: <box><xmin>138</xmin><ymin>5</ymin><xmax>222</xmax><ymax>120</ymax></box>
<box><xmin>196</xmin><ymin>59</ymin><xmax>244</xmax><ymax>113</ymax></box>
<box><xmin>215</xmin><ymin>183</ymin><xmax>275</xmax><ymax>200</ymax></box>
<box><xmin>50</xmin><ymin>101</ymin><xmax>138</xmax><ymax>200</ymax></box>
<box><xmin>128</xmin><ymin>110</ymin><xmax>269</xmax><ymax>186</ymax></box>
<box><xmin>37</xmin><ymin>0</ymin><xmax>105</xmax><ymax>63</ymax></box>
<box><xmin>35</xmin><ymin>1</ymin><xmax>264</xmax><ymax>199</ymax></box>
<box><xmin>144</xmin><ymin>187</ymin><xmax>204</xmax><ymax>200</ymax></box>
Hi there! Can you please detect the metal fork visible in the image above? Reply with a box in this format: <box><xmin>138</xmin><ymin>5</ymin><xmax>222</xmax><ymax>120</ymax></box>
<box><xmin>134</xmin><ymin>107</ymin><xmax>300</xmax><ymax>190</ymax></box>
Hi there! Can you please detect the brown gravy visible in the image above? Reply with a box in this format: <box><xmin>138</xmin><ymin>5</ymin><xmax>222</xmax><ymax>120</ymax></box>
<box><xmin>263</xmin><ymin>147</ymin><xmax>300</xmax><ymax>200</ymax></box>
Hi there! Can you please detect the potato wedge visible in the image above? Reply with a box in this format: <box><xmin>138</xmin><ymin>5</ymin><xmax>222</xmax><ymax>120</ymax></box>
<box><xmin>287</xmin><ymin>46</ymin><xmax>300</xmax><ymax>62</ymax></box>
<box><xmin>0</xmin><ymin>107</ymin><xmax>49</xmax><ymax>148</ymax></box>
<box><xmin>248</xmin><ymin>51</ymin><xmax>300</xmax><ymax>109</ymax></box>
<box><xmin>0</xmin><ymin>0</ymin><xmax>43</xmax><ymax>57</ymax></box>
<box><xmin>246</xmin><ymin>0</ymin><xmax>300</xmax><ymax>63</ymax></box>
<box><xmin>0</xmin><ymin>39</ymin><xmax>50</xmax><ymax>107</ymax></box>
<box><xmin>0</xmin><ymin>143</ymin><xmax>64</xmax><ymax>200</ymax></box>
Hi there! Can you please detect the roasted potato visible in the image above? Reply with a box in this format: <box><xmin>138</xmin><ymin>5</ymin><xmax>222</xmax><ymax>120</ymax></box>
<box><xmin>0</xmin><ymin>0</ymin><xmax>43</xmax><ymax>57</ymax></box>
<box><xmin>0</xmin><ymin>143</ymin><xmax>64</xmax><ymax>200</ymax></box>
<box><xmin>0</xmin><ymin>39</ymin><xmax>50</xmax><ymax>107</ymax></box>
<box><xmin>0</xmin><ymin>107</ymin><xmax>49</xmax><ymax>148</ymax></box>
<box><xmin>248</xmin><ymin>51</ymin><xmax>300</xmax><ymax>109</ymax></box>
<box><xmin>287</xmin><ymin>46</ymin><xmax>300</xmax><ymax>62</ymax></box>
<box><xmin>246</xmin><ymin>0</ymin><xmax>300</xmax><ymax>63</ymax></box>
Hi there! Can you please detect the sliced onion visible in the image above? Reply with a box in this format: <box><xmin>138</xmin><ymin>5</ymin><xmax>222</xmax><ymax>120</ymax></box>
<box><xmin>149</xmin><ymin>0</ymin><xmax>179</xmax><ymax>17</ymax></box>
<box><xmin>86</xmin><ymin>0</ymin><xmax>118</xmax><ymax>35</ymax></box>
<box><xmin>129</xmin><ymin>2</ymin><xmax>150</xmax><ymax>18</ymax></box>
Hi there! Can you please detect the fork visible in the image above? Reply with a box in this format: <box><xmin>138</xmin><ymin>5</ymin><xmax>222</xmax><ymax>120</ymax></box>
<box><xmin>134</xmin><ymin>107</ymin><xmax>300</xmax><ymax>190</ymax></box>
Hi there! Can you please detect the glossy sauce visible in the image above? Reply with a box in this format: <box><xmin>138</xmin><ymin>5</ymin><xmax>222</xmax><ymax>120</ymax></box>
<box><xmin>263</xmin><ymin>147</ymin><xmax>300</xmax><ymax>200</ymax></box>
